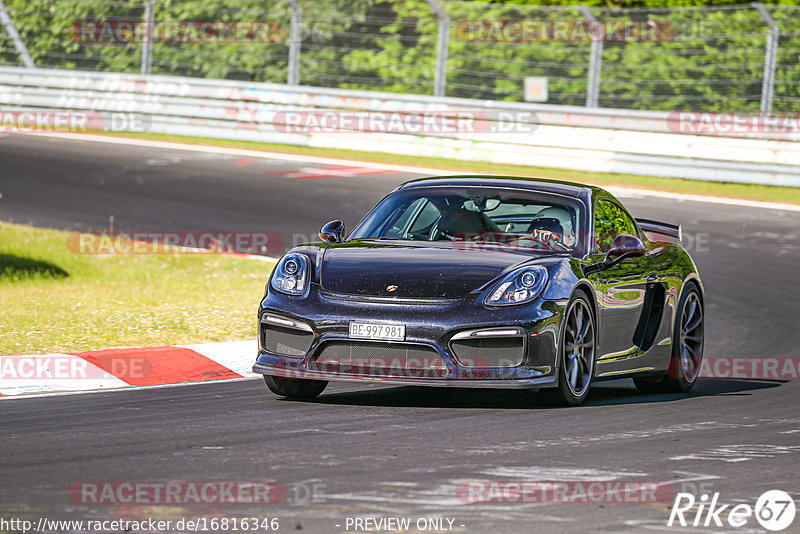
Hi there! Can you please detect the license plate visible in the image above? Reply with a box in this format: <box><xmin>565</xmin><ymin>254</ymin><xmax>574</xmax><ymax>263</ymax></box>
<box><xmin>349</xmin><ymin>322</ymin><xmax>406</xmax><ymax>341</ymax></box>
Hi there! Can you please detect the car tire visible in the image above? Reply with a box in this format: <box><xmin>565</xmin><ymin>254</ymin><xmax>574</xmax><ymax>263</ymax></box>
<box><xmin>634</xmin><ymin>283</ymin><xmax>704</xmax><ymax>394</ymax></box>
<box><xmin>541</xmin><ymin>290</ymin><xmax>596</xmax><ymax>406</ymax></box>
<box><xmin>263</xmin><ymin>375</ymin><xmax>328</xmax><ymax>399</ymax></box>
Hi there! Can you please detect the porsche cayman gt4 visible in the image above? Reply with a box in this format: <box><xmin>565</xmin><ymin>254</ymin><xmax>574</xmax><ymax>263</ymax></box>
<box><xmin>253</xmin><ymin>176</ymin><xmax>704</xmax><ymax>406</ymax></box>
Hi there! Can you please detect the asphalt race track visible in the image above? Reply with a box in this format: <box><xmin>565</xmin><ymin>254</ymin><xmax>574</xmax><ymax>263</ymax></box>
<box><xmin>2</xmin><ymin>134</ymin><xmax>800</xmax><ymax>533</ymax></box>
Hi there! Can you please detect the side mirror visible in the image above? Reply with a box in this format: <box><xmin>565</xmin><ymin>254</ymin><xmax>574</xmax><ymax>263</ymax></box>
<box><xmin>607</xmin><ymin>234</ymin><xmax>647</xmax><ymax>258</ymax></box>
<box><xmin>319</xmin><ymin>220</ymin><xmax>345</xmax><ymax>243</ymax></box>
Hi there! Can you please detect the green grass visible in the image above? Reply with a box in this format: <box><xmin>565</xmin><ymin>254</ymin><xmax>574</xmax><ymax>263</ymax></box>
<box><xmin>0</xmin><ymin>223</ymin><xmax>274</xmax><ymax>355</ymax></box>
<box><xmin>100</xmin><ymin>131</ymin><xmax>800</xmax><ymax>206</ymax></box>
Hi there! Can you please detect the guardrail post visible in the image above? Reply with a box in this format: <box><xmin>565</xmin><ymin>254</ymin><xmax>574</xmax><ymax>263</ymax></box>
<box><xmin>579</xmin><ymin>6</ymin><xmax>602</xmax><ymax>108</ymax></box>
<box><xmin>0</xmin><ymin>0</ymin><xmax>35</xmax><ymax>69</ymax></box>
<box><xmin>286</xmin><ymin>0</ymin><xmax>302</xmax><ymax>85</ymax></box>
<box><xmin>140</xmin><ymin>0</ymin><xmax>155</xmax><ymax>75</ymax></box>
<box><xmin>424</xmin><ymin>0</ymin><xmax>449</xmax><ymax>97</ymax></box>
<box><xmin>753</xmin><ymin>2</ymin><xmax>779</xmax><ymax>114</ymax></box>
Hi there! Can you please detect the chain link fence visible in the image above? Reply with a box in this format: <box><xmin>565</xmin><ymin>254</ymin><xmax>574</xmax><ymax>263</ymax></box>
<box><xmin>1</xmin><ymin>0</ymin><xmax>798</xmax><ymax>112</ymax></box>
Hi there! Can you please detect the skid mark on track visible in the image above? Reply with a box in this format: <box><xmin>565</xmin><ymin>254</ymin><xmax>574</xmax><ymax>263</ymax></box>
<box><xmin>670</xmin><ymin>444</ymin><xmax>800</xmax><ymax>463</ymax></box>
<box><xmin>448</xmin><ymin>421</ymin><xmax>761</xmax><ymax>455</ymax></box>
<box><xmin>479</xmin><ymin>467</ymin><xmax>648</xmax><ymax>481</ymax></box>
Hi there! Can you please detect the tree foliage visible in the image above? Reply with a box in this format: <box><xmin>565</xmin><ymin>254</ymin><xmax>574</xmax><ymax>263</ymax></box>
<box><xmin>1</xmin><ymin>0</ymin><xmax>798</xmax><ymax>111</ymax></box>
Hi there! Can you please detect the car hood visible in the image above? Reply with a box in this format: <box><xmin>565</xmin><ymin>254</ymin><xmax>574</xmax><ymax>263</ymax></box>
<box><xmin>319</xmin><ymin>242</ymin><xmax>534</xmax><ymax>299</ymax></box>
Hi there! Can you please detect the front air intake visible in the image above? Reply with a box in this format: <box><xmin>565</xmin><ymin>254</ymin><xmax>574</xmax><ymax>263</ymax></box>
<box><xmin>450</xmin><ymin>328</ymin><xmax>526</xmax><ymax>368</ymax></box>
<box><xmin>309</xmin><ymin>341</ymin><xmax>448</xmax><ymax>377</ymax></box>
<box><xmin>261</xmin><ymin>318</ymin><xmax>314</xmax><ymax>358</ymax></box>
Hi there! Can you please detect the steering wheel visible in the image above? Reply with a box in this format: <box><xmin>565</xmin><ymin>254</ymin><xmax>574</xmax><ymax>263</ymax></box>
<box><xmin>429</xmin><ymin>219</ymin><xmax>455</xmax><ymax>241</ymax></box>
<box><xmin>432</xmin><ymin>226</ymin><xmax>461</xmax><ymax>241</ymax></box>
<box><xmin>505</xmin><ymin>227</ymin><xmax>574</xmax><ymax>251</ymax></box>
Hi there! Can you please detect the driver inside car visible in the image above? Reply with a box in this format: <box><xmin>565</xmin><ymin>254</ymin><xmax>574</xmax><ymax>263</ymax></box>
<box><xmin>528</xmin><ymin>206</ymin><xmax>576</xmax><ymax>250</ymax></box>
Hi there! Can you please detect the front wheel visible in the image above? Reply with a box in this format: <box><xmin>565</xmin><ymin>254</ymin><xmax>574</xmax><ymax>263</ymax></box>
<box><xmin>542</xmin><ymin>291</ymin><xmax>596</xmax><ymax>406</ymax></box>
<box><xmin>634</xmin><ymin>283</ymin><xmax>704</xmax><ymax>394</ymax></box>
<box><xmin>263</xmin><ymin>375</ymin><xmax>328</xmax><ymax>399</ymax></box>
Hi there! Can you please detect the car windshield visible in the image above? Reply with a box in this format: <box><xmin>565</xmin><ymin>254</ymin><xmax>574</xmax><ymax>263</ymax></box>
<box><xmin>350</xmin><ymin>187</ymin><xmax>585</xmax><ymax>253</ymax></box>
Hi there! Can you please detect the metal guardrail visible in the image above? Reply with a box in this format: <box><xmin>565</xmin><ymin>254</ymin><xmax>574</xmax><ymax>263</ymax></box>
<box><xmin>1</xmin><ymin>67</ymin><xmax>799</xmax><ymax>187</ymax></box>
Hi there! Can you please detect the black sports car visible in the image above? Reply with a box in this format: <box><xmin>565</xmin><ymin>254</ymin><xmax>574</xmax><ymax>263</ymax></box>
<box><xmin>253</xmin><ymin>175</ymin><xmax>704</xmax><ymax>405</ymax></box>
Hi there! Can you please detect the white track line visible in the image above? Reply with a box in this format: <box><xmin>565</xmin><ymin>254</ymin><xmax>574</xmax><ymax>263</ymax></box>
<box><xmin>0</xmin><ymin>375</ymin><xmax>259</xmax><ymax>401</ymax></box>
<box><xmin>0</xmin><ymin>353</ymin><xmax>130</xmax><ymax>396</ymax></box>
<box><xmin>22</xmin><ymin>132</ymin><xmax>800</xmax><ymax>213</ymax></box>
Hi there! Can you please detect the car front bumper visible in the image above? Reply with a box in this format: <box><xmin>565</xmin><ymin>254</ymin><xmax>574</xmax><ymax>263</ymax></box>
<box><xmin>252</xmin><ymin>287</ymin><xmax>564</xmax><ymax>389</ymax></box>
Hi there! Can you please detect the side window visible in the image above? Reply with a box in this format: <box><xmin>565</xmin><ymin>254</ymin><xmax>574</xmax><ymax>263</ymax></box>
<box><xmin>595</xmin><ymin>199</ymin><xmax>638</xmax><ymax>253</ymax></box>
<box><xmin>408</xmin><ymin>200</ymin><xmax>441</xmax><ymax>235</ymax></box>
<box><xmin>385</xmin><ymin>198</ymin><xmax>426</xmax><ymax>238</ymax></box>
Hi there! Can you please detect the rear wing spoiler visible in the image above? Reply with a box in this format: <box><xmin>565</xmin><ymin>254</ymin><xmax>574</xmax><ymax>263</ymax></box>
<box><xmin>636</xmin><ymin>218</ymin><xmax>682</xmax><ymax>241</ymax></box>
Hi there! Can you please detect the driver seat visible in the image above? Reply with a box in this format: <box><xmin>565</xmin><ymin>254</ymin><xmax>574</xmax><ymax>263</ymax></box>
<box><xmin>436</xmin><ymin>206</ymin><xmax>491</xmax><ymax>239</ymax></box>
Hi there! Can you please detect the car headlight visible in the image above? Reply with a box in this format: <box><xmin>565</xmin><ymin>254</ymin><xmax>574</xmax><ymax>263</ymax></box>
<box><xmin>270</xmin><ymin>253</ymin><xmax>309</xmax><ymax>295</ymax></box>
<box><xmin>485</xmin><ymin>265</ymin><xmax>549</xmax><ymax>306</ymax></box>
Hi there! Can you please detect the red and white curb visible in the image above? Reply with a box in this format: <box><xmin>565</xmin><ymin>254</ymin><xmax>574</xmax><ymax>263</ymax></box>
<box><xmin>0</xmin><ymin>340</ymin><xmax>259</xmax><ymax>399</ymax></box>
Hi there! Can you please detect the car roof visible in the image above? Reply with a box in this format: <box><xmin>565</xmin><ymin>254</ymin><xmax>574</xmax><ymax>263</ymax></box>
<box><xmin>397</xmin><ymin>175</ymin><xmax>611</xmax><ymax>204</ymax></box>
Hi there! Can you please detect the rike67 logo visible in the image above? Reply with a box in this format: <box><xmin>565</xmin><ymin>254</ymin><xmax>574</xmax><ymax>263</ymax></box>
<box><xmin>669</xmin><ymin>490</ymin><xmax>796</xmax><ymax>531</ymax></box>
